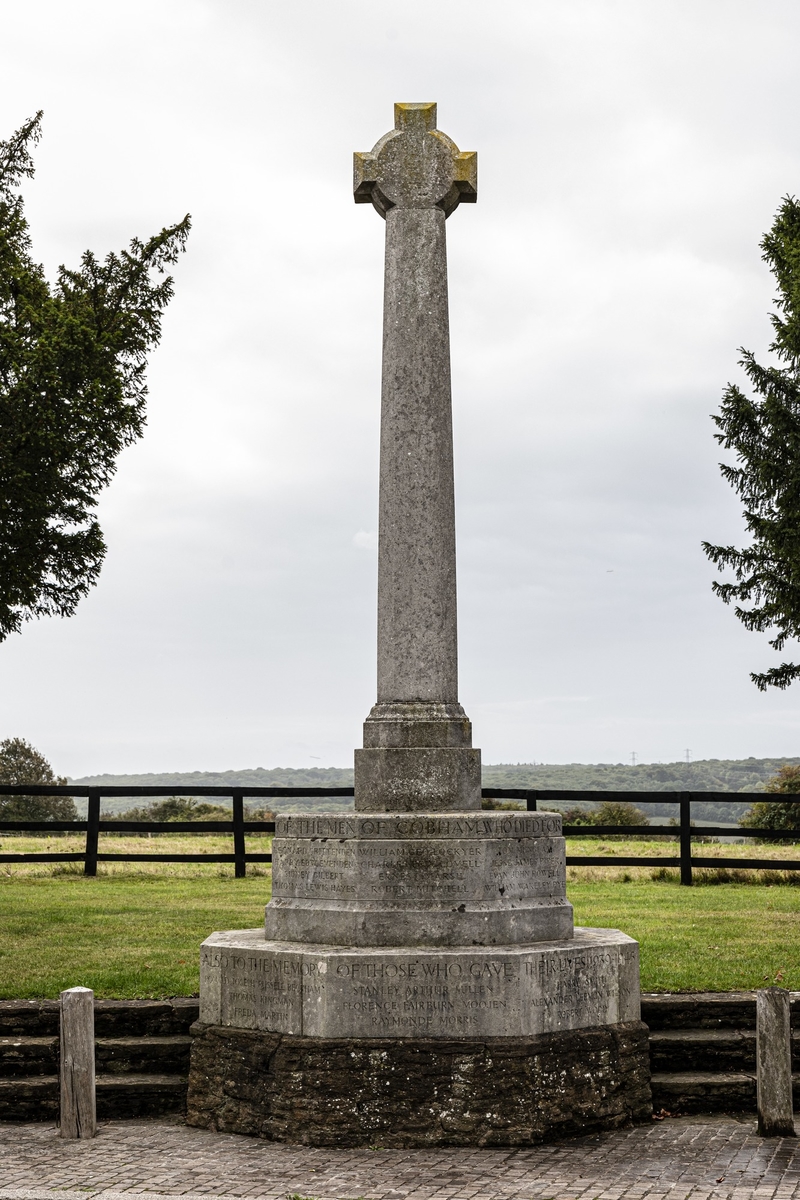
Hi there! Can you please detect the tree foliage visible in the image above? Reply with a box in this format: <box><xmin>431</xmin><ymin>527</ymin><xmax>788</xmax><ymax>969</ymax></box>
<box><xmin>703</xmin><ymin>196</ymin><xmax>800</xmax><ymax>690</ymax></box>
<box><xmin>741</xmin><ymin>764</ymin><xmax>800</xmax><ymax>834</ymax></box>
<box><xmin>112</xmin><ymin>796</ymin><xmax>232</xmax><ymax>823</ymax></box>
<box><xmin>0</xmin><ymin>112</ymin><xmax>190</xmax><ymax>639</ymax></box>
<box><xmin>106</xmin><ymin>796</ymin><xmax>273</xmax><ymax>837</ymax></box>
<box><xmin>0</xmin><ymin>736</ymin><xmax>76</xmax><ymax>821</ymax></box>
<box><xmin>592</xmin><ymin>799</ymin><xmax>648</xmax><ymax>827</ymax></box>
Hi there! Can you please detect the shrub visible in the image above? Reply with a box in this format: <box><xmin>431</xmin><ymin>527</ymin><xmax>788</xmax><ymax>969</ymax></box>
<box><xmin>107</xmin><ymin>796</ymin><xmax>232</xmax><ymax>836</ymax></box>
<box><xmin>244</xmin><ymin>806</ymin><xmax>275</xmax><ymax>821</ymax></box>
<box><xmin>0</xmin><ymin>736</ymin><xmax>76</xmax><ymax>822</ymax></box>
<box><xmin>560</xmin><ymin>806</ymin><xmax>596</xmax><ymax>826</ymax></box>
<box><xmin>593</xmin><ymin>800</ymin><xmax>648</xmax><ymax>826</ymax></box>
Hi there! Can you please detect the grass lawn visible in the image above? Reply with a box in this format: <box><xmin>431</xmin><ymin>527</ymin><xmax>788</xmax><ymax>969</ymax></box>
<box><xmin>0</xmin><ymin>835</ymin><xmax>798</xmax><ymax>998</ymax></box>
<box><xmin>570</xmin><ymin>879</ymin><xmax>800</xmax><ymax>993</ymax></box>
<box><xmin>0</xmin><ymin>874</ymin><xmax>268</xmax><ymax>999</ymax></box>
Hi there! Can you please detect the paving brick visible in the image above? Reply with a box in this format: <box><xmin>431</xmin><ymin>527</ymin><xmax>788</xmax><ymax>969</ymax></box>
<box><xmin>0</xmin><ymin>1115</ymin><xmax>798</xmax><ymax>1200</ymax></box>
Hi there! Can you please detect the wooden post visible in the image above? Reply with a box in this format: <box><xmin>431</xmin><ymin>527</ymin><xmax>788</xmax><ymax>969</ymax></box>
<box><xmin>84</xmin><ymin>789</ymin><xmax>100</xmax><ymax>877</ymax></box>
<box><xmin>757</xmin><ymin>986</ymin><xmax>796</xmax><ymax>1137</ymax></box>
<box><xmin>679</xmin><ymin>792</ymin><xmax>692</xmax><ymax>886</ymax></box>
<box><xmin>232</xmin><ymin>790</ymin><xmax>246</xmax><ymax>878</ymax></box>
<box><xmin>59</xmin><ymin>986</ymin><xmax>96</xmax><ymax>1138</ymax></box>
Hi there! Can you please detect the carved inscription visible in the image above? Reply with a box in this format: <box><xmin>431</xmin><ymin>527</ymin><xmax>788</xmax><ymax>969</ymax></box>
<box><xmin>275</xmin><ymin>813</ymin><xmax>562</xmax><ymax>839</ymax></box>
<box><xmin>327</xmin><ymin>956</ymin><xmax>522</xmax><ymax>1035</ymax></box>
<box><xmin>308</xmin><ymin>947</ymin><xmax>619</xmax><ymax>1037</ymax></box>
<box><xmin>271</xmin><ymin>836</ymin><xmax>567</xmax><ymax>902</ymax></box>
<box><xmin>525</xmin><ymin>949</ymin><xmax>618</xmax><ymax>1029</ymax></box>
<box><xmin>201</xmin><ymin>948</ymin><xmax>322</xmax><ymax>1032</ymax></box>
<box><xmin>201</xmin><ymin>931</ymin><xmax>636</xmax><ymax>1039</ymax></box>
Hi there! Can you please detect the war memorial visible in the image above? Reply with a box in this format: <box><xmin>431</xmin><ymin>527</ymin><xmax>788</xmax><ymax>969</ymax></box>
<box><xmin>186</xmin><ymin>103</ymin><xmax>652</xmax><ymax>1146</ymax></box>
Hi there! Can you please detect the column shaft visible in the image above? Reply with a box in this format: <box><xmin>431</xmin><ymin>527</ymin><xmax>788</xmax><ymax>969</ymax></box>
<box><xmin>377</xmin><ymin>207</ymin><xmax>458</xmax><ymax>703</ymax></box>
<box><xmin>355</xmin><ymin>207</ymin><xmax>480</xmax><ymax>810</ymax></box>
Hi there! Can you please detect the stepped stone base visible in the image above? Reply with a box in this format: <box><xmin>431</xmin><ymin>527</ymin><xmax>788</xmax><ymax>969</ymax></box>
<box><xmin>200</xmin><ymin>928</ymin><xmax>640</xmax><ymax>1039</ymax></box>
<box><xmin>265</xmin><ymin>810</ymin><xmax>572</xmax><ymax>948</ymax></box>
<box><xmin>187</xmin><ymin>1020</ymin><xmax>651</xmax><ymax>1147</ymax></box>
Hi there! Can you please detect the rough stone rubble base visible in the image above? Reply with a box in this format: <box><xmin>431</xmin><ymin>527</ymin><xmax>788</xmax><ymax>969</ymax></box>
<box><xmin>186</xmin><ymin>1020</ymin><xmax>651</xmax><ymax>1147</ymax></box>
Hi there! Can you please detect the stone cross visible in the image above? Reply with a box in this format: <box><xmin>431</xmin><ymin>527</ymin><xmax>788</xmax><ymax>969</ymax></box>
<box><xmin>353</xmin><ymin>104</ymin><xmax>481</xmax><ymax>812</ymax></box>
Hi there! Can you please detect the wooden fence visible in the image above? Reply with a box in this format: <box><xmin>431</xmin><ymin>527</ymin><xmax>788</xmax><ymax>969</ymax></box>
<box><xmin>0</xmin><ymin>785</ymin><xmax>798</xmax><ymax>886</ymax></box>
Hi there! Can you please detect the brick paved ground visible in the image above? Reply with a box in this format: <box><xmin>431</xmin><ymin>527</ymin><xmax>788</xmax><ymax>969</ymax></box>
<box><xmin>0</xmin><ymin>1115</ymin><xmax>798</xmax><ymax>1200</ymax></box>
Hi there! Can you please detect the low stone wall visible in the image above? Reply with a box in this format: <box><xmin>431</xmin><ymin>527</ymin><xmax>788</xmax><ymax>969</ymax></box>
<box><xmin>186</xmin><ymin>1020</ymin><xmax>652</xmax><ymax>1147</ymax></box>
<box><xmin>0</xmin><ymin>999</ymin><xmax>197</xmax><ymax>1121</ymax></box>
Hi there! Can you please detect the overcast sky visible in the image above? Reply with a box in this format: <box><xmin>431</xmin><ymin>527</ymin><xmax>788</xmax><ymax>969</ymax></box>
<box><xmin>3</xmin><ymin>0</ymin><xmax>800</xmax><ymax>776</ymax></box>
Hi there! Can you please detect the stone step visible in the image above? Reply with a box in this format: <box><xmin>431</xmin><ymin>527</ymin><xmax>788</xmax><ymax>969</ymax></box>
<box><xmin>642</xmin><ymin>992</ymin><xmax>799</xmax><ymax>1031</ymax></box>
<box><xmin>651</xmin><ymin>1071</ymin><xmax>800</xmax><ymax>1114</ymax></box>
<box><xmin>0</xmin><ymin>1073</ymin><xmax>188</xmax><ymax>1121</ymax></box>
<box><xmin>649</xmin><ymin>1028</ymin><xmax>800</xmax><ymax>1073</ymax></box>
<box><xmin>0</xmin><ymin>1036</ymin><xmax>57</xmax><ymax>1077</ymax></box>
<box><xmin>0</xmin><ymin>1035</ymin><xmax>191</xmax><ymax>1077</ymax></box>
<box><xmin>96</xmin><ymin>1035</ymin><xmax>192</xmax><ymax>1075</ymax></box>
<box><xmin>0</xmin><ymin>999</ymin><xmax>199</xmax><ymax>1038</ymax></box>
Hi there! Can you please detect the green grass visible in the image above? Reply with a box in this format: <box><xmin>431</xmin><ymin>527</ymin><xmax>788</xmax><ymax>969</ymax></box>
<box><xmin>0</xmin><ymin>874</ymin><xmax>269</xmax><ymax>999</ymax></box>
<box><xmin>1</xmin><ymin>868</ymin><xmax>799</xmax><ymax>998</ymax></box>
<box><xmin>569</xmin><ymin>880</ymin><xmax>800</xmax><ymax>993</ymax></box>
<box><xmin>0</xmin><ymin>834</ymin><xmax>274</xmax><ymax>878</ymax></box>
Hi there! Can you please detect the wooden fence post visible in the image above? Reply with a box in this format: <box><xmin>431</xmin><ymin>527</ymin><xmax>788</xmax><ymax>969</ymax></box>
<box><xmin>59</xmin><ymin>987</ymin><xmax>96</xmax><ymax>1139</ymax></box>
<box><xmin>232</xmin><ymin>790</ymin><xmax>246</xmax><ymax>878</ymax></box>
<box><xmin>84</xmin><ymin>790</ymin><xmax>100</xmax><ymax>877</ymax></box>
<box><xmin>679</xmin><ymin>792</ymin><xmax>692</xmax><ymax>886</ymax></box>
<box><xmin>757</xmin><ymin>986</ymin><xmax>796</xmax><ymax>1137</ymax></box>
<box><xmin>526</xmin><ymin>791</ymin><xmax>538</xmax><ymax>812</ymax></box>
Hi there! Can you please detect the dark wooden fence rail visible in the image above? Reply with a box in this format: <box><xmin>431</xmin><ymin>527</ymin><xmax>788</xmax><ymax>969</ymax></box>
<box><xmin>0</xmin><ymin>786</ymin><xmax>798</xmax><ymax>885</ymax></box>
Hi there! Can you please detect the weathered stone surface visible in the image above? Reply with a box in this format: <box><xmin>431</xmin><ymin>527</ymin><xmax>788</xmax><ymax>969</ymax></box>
<box><xmin>362</xmin><ymin>701</ymin><xmax>475</xmax><ymax>747</ymax></box>
<box><xmin>273</xmin><ymin>811</ymin><xmax>562</xmax><ymax>839</ymax></box>
<box><xmin>0</xmin><ymin>998</ymin><xmax>199</xmax><ymax>1038</ymax></box>
<box><xmin>355</xmin><ymin>746</ymin><xmax>481</xmax><ymax>812</ymax></box>
<box><xmin>200</xmin><ymin>928</ymin><xmax>640</xmax><ymax>1039</ymax></box>
<box><xmin>265</xmin><ymin>809</ymin><xmax>571</xmax><ymax>947</ymax></box>
<box><xmin>0</xmin><ymin>1000</ymin><xmax>61</xmax><ymax>1037</ymax></box>
<box><xmin>352</xmin><ymin>103</ymin><xmax>480</xmax><ymax>813</ymax></box>
<box><xmin>95</xmin><ymin>1036</ymin><xmax>192</xmax><ymax>1076</ymax></box>
<box><xmin>191</xmin><ymin>104</ymin><xmax>647</xmax><ymax>1147</ymax></box>
<box><xmin>649</xmin><ymin>1028</ymin><xmax>758</xmax><ymax>1073</ymax></box>
<box><xmin>263</xmin><ymin>898</ymin><xmax>573</xmax><ymax>949</ymax></box>
<box><xmin>641</xmin><ymin>991</ymin><xmax>762</xmax><ymax>1029</ymax></box>
<box><xmin>270</xmin><ymin>833</ymin><xmax>565</xmax><ymax>897</ymax></box>
<box><xmin>0</xmin><ymin>1035</ymin><xmax>58</xmax><ymax>1077</ymax></box>
<box><xmin>187</xmin><ymin>1019</ymin><xmax>651</xmax><ymax>1147</ymax></box>
<box><xmin>650</xmin><ymin>1071</ymin><xmax>758</xmax><ymax>1113</ymax></box>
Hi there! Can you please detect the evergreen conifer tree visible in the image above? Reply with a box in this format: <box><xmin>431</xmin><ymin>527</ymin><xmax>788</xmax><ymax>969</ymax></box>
<box><xmin>703</xmin><ymin>196</ymin><xmax>800</xmax><ymax>689</ymax></box>
<box><xmin>0</xmin><ymin>112</ymin><xmax>190</xmax><ymax>639</ymax></box>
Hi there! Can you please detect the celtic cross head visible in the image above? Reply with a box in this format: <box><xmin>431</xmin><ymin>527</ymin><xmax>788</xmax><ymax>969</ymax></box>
<box><xmin>354</xmin><ymin>103</ymin><xmax>477</xmax><ymax>219</ymax></box>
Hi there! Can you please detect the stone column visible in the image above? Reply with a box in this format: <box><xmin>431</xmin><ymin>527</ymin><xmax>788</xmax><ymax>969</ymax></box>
<box><xmin>353</xmin><ymin>103</ymin><xmax>481</xmax><ymax>812</ymax></box>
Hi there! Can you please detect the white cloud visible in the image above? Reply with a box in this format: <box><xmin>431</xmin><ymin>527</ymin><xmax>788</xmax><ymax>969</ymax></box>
<box><xmin>1</xmin><ymin>0</ymin><xmax>799</xmax><ymax>773</ymax></box>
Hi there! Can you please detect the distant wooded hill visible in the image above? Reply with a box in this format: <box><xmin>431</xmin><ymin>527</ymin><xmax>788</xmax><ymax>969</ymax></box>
<box><xmin>69</xmin><ymin>757</ymin><xmax>798</xmax><ymax>822</ymax></box>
